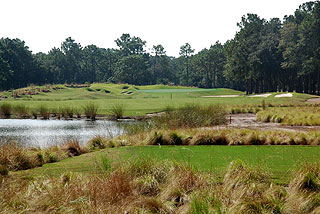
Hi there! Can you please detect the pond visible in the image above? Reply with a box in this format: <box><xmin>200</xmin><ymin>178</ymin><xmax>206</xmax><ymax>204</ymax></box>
<box><xmin>0</xmin><ymin>119</ymin><xmax>126</xmax><ymax>148</ymax></box>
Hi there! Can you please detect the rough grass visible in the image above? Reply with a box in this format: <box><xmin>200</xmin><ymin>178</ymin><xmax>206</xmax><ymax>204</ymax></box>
<box><xmin>3</xmin><ymin>157</ymin><xmax>320</xmax><ymax>213</ymax></box>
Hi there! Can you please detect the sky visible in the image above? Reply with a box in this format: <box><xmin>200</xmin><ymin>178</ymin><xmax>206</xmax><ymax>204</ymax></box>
<box><xmin>0</xmin><ymin>0</ymin><xmax>308</xmax><ymax>57</ymax></box>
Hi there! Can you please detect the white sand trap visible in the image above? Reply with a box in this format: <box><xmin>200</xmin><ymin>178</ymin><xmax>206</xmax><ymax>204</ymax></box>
<box><xmin>248</xmin><ymin>93</ymin><xmax>272</xmax><ymax>98</ymax></box>
<box><xmin>201</xmin><ymin>95</ymin><xmax>241</xmax><ymax>98</ymax></box>
<box><xmin>275</xmin><ymin>93</ymin><xmax>293</xmax><ymax>98</ymax></box>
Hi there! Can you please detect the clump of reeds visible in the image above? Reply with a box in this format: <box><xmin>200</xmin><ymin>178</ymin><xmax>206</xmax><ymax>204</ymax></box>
<box><xmin>110</xmin><ymin>103</ymin><xmax>126</xmax><ymax>119</ymax></box>
<box><xmin>152</xmin><ymin>104</ymin><xmax>227</xmax><ymax>129</ymax></box>
<box><xmin>74</xmin><ymin>107</ymin><xmax>81</xmax><ymax>118</ymax></box>
<box><xmin>83</xmin><ymin>102</ymin><xmax>99</xmax><ymax>121</ymax></box>
<box><xmin>0</xmin><ymin>103</ymin><xmax>12</xmax><ymax>118</ymax></box>
<box><xmin>65</xmin><ymin>106</ymin><xmax>74</xmax><ymax>118</ymax></box>
<box><xmin>14</xmin><ymin>104</ymin><xmax>29</xmax><ymax>118</ymax></box>
<box><xmin>38</xmin><ymin>105</ymin><xmax>49</xmax><ymax>119</ymax></box>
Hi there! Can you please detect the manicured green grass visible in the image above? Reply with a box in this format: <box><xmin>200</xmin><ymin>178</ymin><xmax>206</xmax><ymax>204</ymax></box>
<box><xmin>0</xmin><ymin>83</ymin><xmax>316</xmax><ymax>116</ymax></box>
<box><xmin>15</xmin><ymin>145</ymin><xmax>320</xmax><ymax>184</ymax></box>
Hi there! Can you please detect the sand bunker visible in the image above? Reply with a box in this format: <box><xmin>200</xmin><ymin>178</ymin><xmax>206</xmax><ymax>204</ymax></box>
<box><xmin>248</xmin><ymin>93</ymin><xmax>272</xmax><ymax>98</ymax></box>
<box><xmin>306</xmin><ymin>98</ymin><xmax>320</xmax><ymax>104</ymax></box>
<box><xmin>275</xmin><ymin>93</ymin><xmax>293</xmax><ymax>98</ymax></box>
<box><xmin>201</xmin><ymin>95</ymin><xmax>241</xmax><ymax>98</ymax></box>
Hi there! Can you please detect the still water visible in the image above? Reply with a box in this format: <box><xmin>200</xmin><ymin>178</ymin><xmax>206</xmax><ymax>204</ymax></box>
<box><xmin>0</xmin><ymin>119</ymin><xmax>125</xmax><ymax>148</ymax></box>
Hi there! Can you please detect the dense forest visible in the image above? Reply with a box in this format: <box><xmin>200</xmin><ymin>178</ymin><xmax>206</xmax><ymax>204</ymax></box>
<box><xmin>0</xmin><ymin>1</ymin><xmax>319</xmax><ymax>94</ymax></box>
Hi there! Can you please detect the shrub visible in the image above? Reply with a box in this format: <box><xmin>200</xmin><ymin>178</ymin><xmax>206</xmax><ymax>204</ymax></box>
<box><xmin>0</xmin><ymin>103</ymin><xmax>12</xmax><ymax>118</ymax></box>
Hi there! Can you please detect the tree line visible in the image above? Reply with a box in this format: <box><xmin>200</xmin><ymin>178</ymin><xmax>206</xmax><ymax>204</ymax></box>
<box><xmin>0</xmin><ymin>1</ymin><xmax>319</xmax><ymax>94</ymax></box>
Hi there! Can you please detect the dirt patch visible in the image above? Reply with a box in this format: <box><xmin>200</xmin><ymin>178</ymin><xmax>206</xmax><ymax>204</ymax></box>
<box><xmin>306</xmin><ymin>97</ymin><xmax>320</xmax><ymax>104</ymax></box>
<box><xmin>201</xmin><ymin>95</ymin><xmax>241</xmax><ymax>98</ymax></box>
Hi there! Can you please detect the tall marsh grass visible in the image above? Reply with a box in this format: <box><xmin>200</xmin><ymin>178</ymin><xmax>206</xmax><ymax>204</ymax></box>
<box><xmin>110</xmin><ymin>103</ymin><xmax>126</xmax><ymax>119</ymax></box>
<box><xmin>14</xmin><ymin>104</ymin><xmax>29</xmax><ymax>118</ymax></box>
<box><xmin>0</xmin><ymin>103</ymin><xmax>12</xmax><ymax>118</ymax></box>
<box><xmin>153</xmin><ymin>104</ymin><xmax>227</xmax><ymax>129</ymax></box>
<box><xmin>38</xmin><ymin>105</ymin><xmax>49</xmax><ymax>119</ymax></box>
<box><xmin>83</xmin><ymin>102</ymin><xmax>99</xmax><ymax>120</ymax></box>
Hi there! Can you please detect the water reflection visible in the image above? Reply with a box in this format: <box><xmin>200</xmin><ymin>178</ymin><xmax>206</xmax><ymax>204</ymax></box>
<box><xmin>0</xmin><ymin>119</ymin><xmax>125</xmax><ymax>148</ymax></box>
